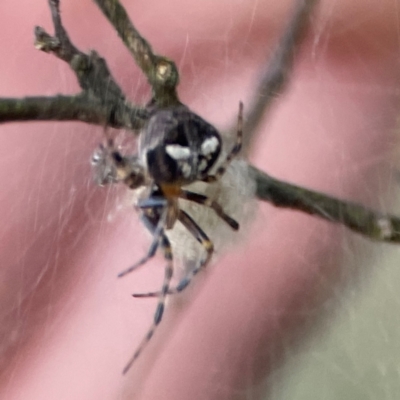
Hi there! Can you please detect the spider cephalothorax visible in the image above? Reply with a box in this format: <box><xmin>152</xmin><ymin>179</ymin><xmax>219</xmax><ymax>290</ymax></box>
<box><xmin>92</xmin><ymin>102</ymin><xmax>243</xmax><ymax>373</ymax></box>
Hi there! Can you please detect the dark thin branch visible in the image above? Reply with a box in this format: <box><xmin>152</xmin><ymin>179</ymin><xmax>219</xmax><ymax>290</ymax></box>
<box><xmin>93</xmin><ymin>0</ymin><xmax>180</xmax><ymax>106</ymax></box>
<box><xmin>34</xmin><ymin>25</ymin><xmax>124</xmax><ymax>101</ymax></box>
<box><xmin>27</xmin><ymin>0</ymin><xmax>150</xmax><ymax>130</ymax></box>
<box><xmin>35</xmin><ymin>0</ymin><xmax>125</xmax><ymax>109</ymax></box>
<box><xmin>241</xmin><ymin>0</ymin><xmax>319</xmax><ymax>152</ymax></box>
<box><xmin>0</xmin><ymin>95</ymin><xmax>102</xmax><ymax>124</ymax></box>
<box><xmin>39</xmin><ymin>0</ymin><xmax>80</xmax><ymax>62</ymax></box>
<box><xmin>251</xmin><ymin>166</ymin><xmax>400</xmax><ymax>243</ymax></box>
<box><xmin>0</xmin><ymin>95</ymin><xmax>148</xmax><ymax>129</ymax></box>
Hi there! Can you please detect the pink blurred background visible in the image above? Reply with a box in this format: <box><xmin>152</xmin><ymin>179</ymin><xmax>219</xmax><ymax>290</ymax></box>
<box><xmin>1</xmin><ymin>0</ymin><xmax>400</xmax><ymax>399</ymax></box>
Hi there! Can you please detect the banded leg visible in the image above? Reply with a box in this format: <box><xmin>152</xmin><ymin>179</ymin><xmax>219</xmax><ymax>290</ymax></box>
<box><xmin>202</xmin><ymin>101</ymin><xmax>243</xmax><ymax>183</ymax></box>
<box><xmin>180</xmin><ymin>189</ymin><xmax>239</xmax><ymax>230</ymax></box>
<box><xmin>117</xmin><ymin>203</ymin><xmax>167</xmax><ymax>278</ymax></box>
<box><xmin>122</xmin><ymin>233</ymin><xmax>174</xmax><ymax>374</ymax></box>
<box><xmin>133</xmin><ymin>209</ymin><xmax>214</xmax><ymax>298</ymax></box>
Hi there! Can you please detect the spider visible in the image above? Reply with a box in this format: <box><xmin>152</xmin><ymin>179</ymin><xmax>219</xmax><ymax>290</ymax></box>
<box><xmin>91</xmin><ymin>101</ymin><xmax>244</xmax><ymax>373</ymax></box>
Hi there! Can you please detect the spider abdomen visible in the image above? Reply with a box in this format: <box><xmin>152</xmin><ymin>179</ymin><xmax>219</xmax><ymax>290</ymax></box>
<box><xmin>140</xmin><ymin>105</ymin><xmax>222</xmax><ymax>185</ymax></box>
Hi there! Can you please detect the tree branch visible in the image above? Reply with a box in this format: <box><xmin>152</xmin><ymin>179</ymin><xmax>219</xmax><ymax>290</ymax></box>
<box><xmin>0</xmin><ymin>95</ymin><xmax>148</xmax><ymax>129</ymax></box>
<box><xmin>34</xmin><ymin>24</ymin><xmax>124</xmax><ymax>101</ymax></box>
<box><xmin>26</xmin><ymin>0</ymin><xmax>149</xmax><ymax>130</ymax></box>
<box><xmin>93</xmin><ymin>0</ymin><xmax>180</xmax><ymax>106</ymax></box>
<box><xmin>241</xmin><ymin>0</ymin><xmax>319</xmax><ymax>152</ymax></box>
<box><xmin>251</xmin><ymin>166</ymin><xmax>399</xmax><ymax>243</ymax></box>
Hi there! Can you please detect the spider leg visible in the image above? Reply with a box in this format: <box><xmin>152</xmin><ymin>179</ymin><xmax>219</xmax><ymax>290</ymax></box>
<box><xmin>202</xmin><ymin>101</ymin><xmax>243</xmax><ymax>183</ymax></box>
<box><xmin>180</xmin><ymin>189</ymin><xmax>239</xmax><ymax>230</ymax></box>
<box><xmin>133</xmin><ymin>209</ymin><xmax>214</xmax><ymax>298</ymax></box>
<box><xmin>136</xmin><ymin>196</ymin><xmax>167</xmax><ymax>208</ymax></box>
<box><xmin>122</xmin><ymin>233</ymin><xmax>174</xmax><ymax>374</ymax></box>
<box><xmin>117</xmin><ymin>200</ymin><xmax>167</xmax><ymax>278</ymax></box>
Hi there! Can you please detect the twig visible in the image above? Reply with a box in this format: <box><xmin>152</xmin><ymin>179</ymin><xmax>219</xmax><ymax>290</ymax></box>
<box><xmin>241</xmin><ymin>0</ymin><xmax>318</xmax><ymax>152</ymax></box>
<box><xmin>17</xmin><ymin>0</ymin><xmax>148</xmax><ymax>130</ymax></box>
<box><xmin>36</xmin><ymin>2</ymin><xmax>124</xmax><ymax>100</ymax></box>
<box><xmin>0</xmin><ymin>95</ymin><xmax>147</xmax><ymax>129</ymax></box>
<box><xmin>251</xmin><ymin>166</ymin><xmax>399</xmax><ymax>243</ymax></box>
<box><xmin>93</xmin><ymin>0</ymin><xmax>180</xmax><ymax>106</ymax></box>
